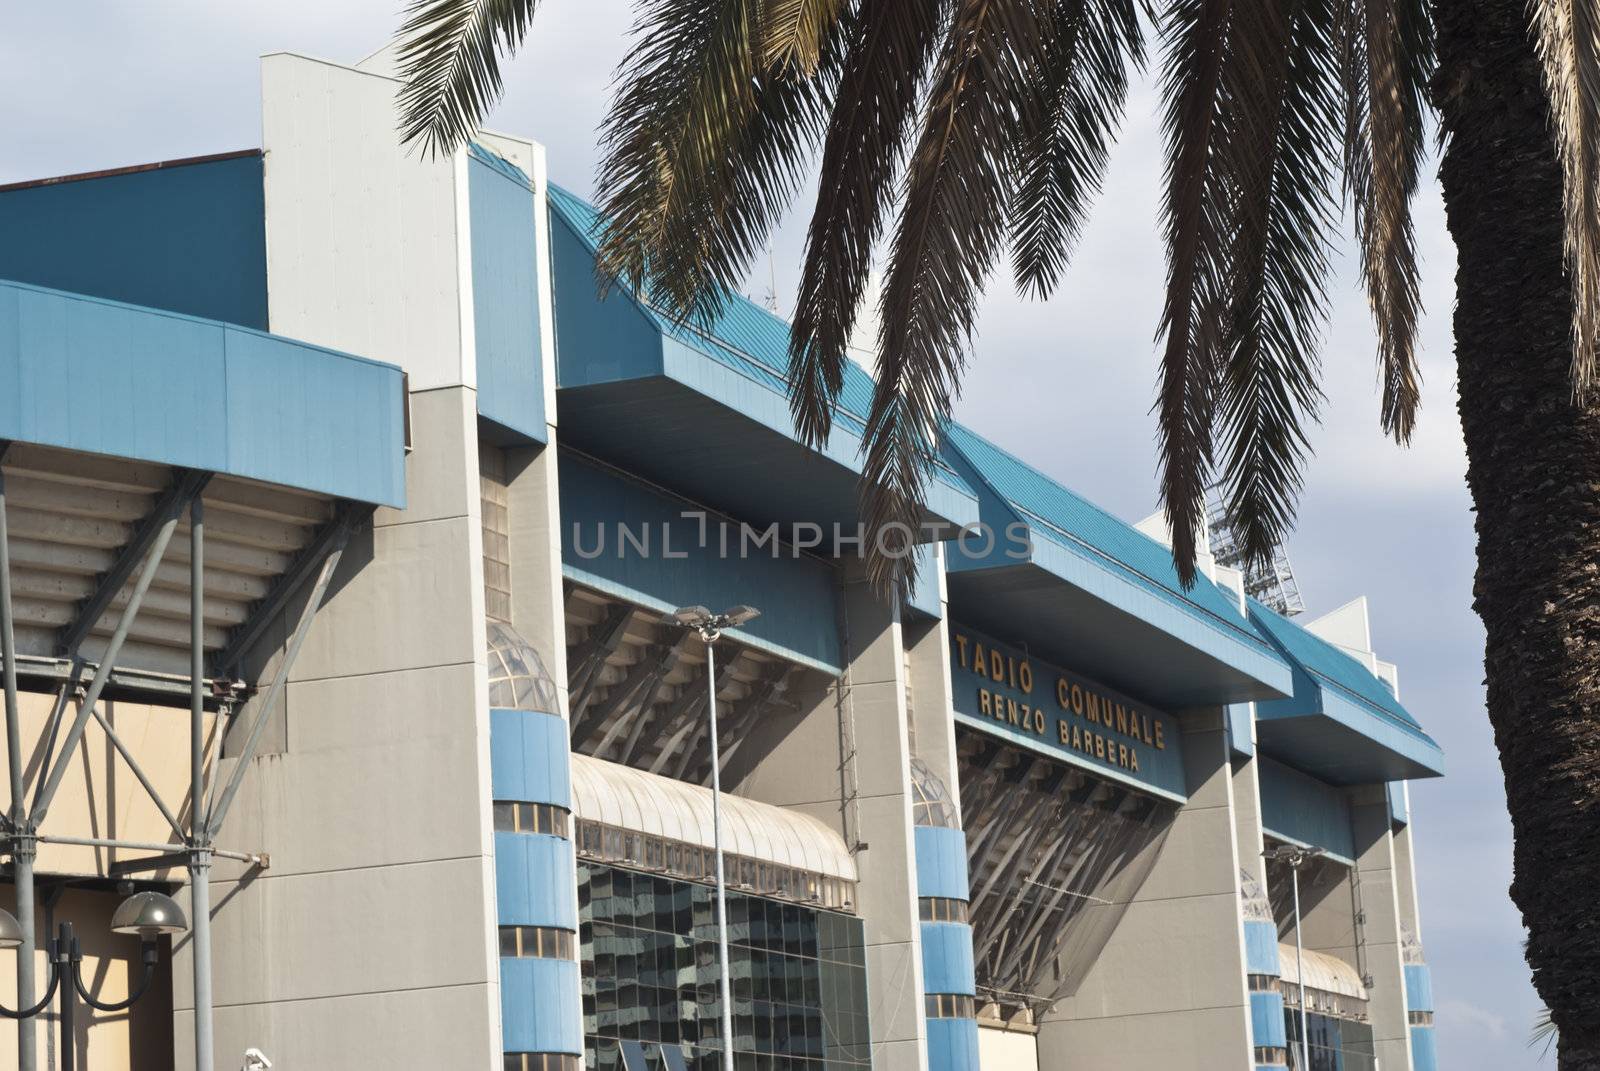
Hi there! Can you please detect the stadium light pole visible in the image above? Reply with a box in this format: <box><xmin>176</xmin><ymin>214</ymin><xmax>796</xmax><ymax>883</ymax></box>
<box><xmin>670</xmin><ymin>604</ymin><xmax>760</xmax><ymax>1071</ymax></box>
<box><xmin>1265</xmin><ymin>843</ymin><xmax>1324</xmax><ymax>1071</ymax></box>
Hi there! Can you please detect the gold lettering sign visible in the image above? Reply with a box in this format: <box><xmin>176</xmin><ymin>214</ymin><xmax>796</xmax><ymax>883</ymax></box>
<box><xmin>951</xmin><ymin>628</ymin><xmax>1170</xmax><ymax>780</ymax></box>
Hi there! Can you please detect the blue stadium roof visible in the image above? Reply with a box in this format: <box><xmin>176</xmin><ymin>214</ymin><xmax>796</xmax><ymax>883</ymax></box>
<box><xmin>0</xmin><ymin>278</ymin><xmax>406</xmax><ymax>507</ymax></box>
<box><xmin>939</xmin><ymin>422</ymin><xmax>1293</xmax><ymax>708</ymax></box>
<box><xmin>1247</xmin><ymin>599</ymin><xmax>1443</xmax><ymax>783</ymax></box>
<box><xmin>545</xmin><ymin>184</ymin><xmax>977</xmax><ymax>533</ymax></box>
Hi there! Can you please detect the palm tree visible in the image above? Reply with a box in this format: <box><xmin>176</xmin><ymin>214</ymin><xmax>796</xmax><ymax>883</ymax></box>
<box><xmin>392</xmin><ymin>0</ymin><xmax>1600</xmax><ymax>1063</ymax></box>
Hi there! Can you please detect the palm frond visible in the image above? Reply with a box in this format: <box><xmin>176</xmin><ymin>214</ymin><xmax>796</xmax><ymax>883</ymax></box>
<box><xmin>788</xmin><ymin>0</ymin><xmax>953</xmax><ymax>449</ymax></box>
<box><xmin>763</xmin><ymin>0</ymin><xmax>851</xmax><ymax>76</ymax></box>
<box><xmin>1338</xmin><ymin>0</ymin><xmax>1431</xmax><ymax>441</ymax></box>
<box><xmin>395</xmin><ymin>0</ymin><xmax>540</xmax><ymax>156</ymax></box>
<box><xmin>594</xmin><ymin>0</ymin><xmax>845</xmax><ymax>326</ymax></box>
<box><xmin>1216</xmin><ymin>0</ymin><xmax>1340</xmax><ymax>569</ymax></box>
<box><xmin>1155</xmin><ymin>0</ymin><xmax>1237</xmax><ymax>583</ymax></box>
<box><xmin>1532</xmin><ymin>0</ymin><xmax>1600</xmax><ymax>400</ymax></box>
<box><xmin>864</xmin><ymin>0</ymin><xmax>1057</xmax><ymax>594</ymax></box>
<box><xmin>1008</xmin><ymin>0</ymin><xmax>1146</xmax><ymax>300</ymax></box>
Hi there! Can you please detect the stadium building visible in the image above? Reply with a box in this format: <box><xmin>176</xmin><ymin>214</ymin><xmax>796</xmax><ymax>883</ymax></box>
<box><xmin>0</xmin><ymin>46</ymin><xmax>1442</xmax><ymax>1071</ymax></box>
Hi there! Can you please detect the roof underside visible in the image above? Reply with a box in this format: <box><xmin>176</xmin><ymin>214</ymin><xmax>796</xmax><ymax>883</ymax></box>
<box><xmin>546</xmin><ymin>185</ymin><xmax>977</xmax><ymax>535</ymax></box>
<box><xmin>564</xmin><ymin>583</ymin><xmax>822</xmax><ymax>786</ymax></box>
<box><xmin>3</xmin><ymin>442</ymin><xmax>340</xmax><ymax>683</ymax></box>
<box><xmin>1248</xmin><ymin>599</ymin><xmax>1443</xmax><ymax>782</ymax></box>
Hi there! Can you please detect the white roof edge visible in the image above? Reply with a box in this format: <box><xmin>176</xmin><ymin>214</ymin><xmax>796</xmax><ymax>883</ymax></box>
<box><xmin>570</xmin><ymin>754</ymin><xmax>857</xmax><ymax>883</ymax></box>
<box><xmin>1277</xmin><ymin>943</ymin><xmax>1369</xmax><ymax>1001</ymax></box>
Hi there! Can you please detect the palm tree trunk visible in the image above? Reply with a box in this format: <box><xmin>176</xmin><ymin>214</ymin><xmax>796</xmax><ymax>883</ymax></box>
<box><xmin>1434</xmin><ymin>0</ymin><xmax>1600</xmax><ymax>1065</ymax></box>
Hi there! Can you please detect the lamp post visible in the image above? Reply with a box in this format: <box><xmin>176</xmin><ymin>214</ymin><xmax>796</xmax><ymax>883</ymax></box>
<box><xmin>0</xmin><ymin>890</ymin><xmax>188</xmax><ymax>1071</ymax></box>
<box><xmin>1264</xmin><ymin>844</ymin><xmax>1324</xmax><ymax>1071</ymax></box>
<box><xmin>668</xmin><ymin>604</ymin><xmax>760</xmax><ymax>1071</ymax></box>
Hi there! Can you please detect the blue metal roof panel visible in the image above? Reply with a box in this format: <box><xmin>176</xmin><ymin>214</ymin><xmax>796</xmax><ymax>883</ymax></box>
<box><xmin>0</xmin><ymin>279</ymin><xmax>406</xmax><ymax>506</ymax></box>
<box><xmin>942</xmin><ymin>422</ymin><xmax>1281</xmax><ymax>660</ymax></box>
<box><xmin>1247</xmin><ymin>598</ymin><xmax>1435</xmax><ymax>740</ymax></box>
<box><xmin>468</xmin><ymin>142</ymin><xmax>535</xmax><ymax>192</ymax></box>
<box><xmin>546</xmin><ymin>184</ymin><xmax>975</xmax><ymax>514</ymax></box>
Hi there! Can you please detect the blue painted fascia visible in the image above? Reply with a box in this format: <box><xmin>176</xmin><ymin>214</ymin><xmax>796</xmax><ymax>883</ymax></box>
<box><xmin>468</xmin><ymin>150</ymin><xmax>546</xmax><ymax>443</ymax></box>
<box><xmin>1028</xmin><ymin>534</ymin><xmax>1292</xmax><ymax>695</ymax></box>
<box><xmin>939</xmin><ymin>428</ymin><xmax>1293</xmax><ymax>698</ymax></box>
<box><xmin>559</xmin><ymin>451</ymin><xmax>843</xmax><ymax>673</ymax></box>
<box><xmin>0</xmin><ymin>280</ymin><xmax>406</xmax><ymax>506</ymax></box>
<box><xmin>0</xmin><ymin>152</ymin><xmax>268</xmax><ymax>330</ymax></box>
<box><xmin>547</xmin><ymin>186</ymin><xmax>979</xmax><ymax>529</ymax></box>
<box><xmin>1249</xmin><ymin>603</ymin><xmax>1444</xmax><ymax>782</ymax></box>
<box><xmin>1257</xmin><ymin>757</ymin><xmax>1356</xmax><ymax>863</ymax></box>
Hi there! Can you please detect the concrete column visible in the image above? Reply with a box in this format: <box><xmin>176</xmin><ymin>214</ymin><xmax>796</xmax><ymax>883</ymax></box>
<box><xmin>1301</xmin><ymin>786</ymin><xmax>1413</xmax><ymax>1071</ymax></box>
<box><xmin>1038</xmin><ymin>709</ymin><xmax>1254</xmax><ymax>1071</ymax></box>
<box><xmin>1392</xmin><ymin>812</ymin><xmax>1423</xmax><ymax>938</ymax></box>
<box><xmin>505</xmin><ymin>444</ymin><xmax>571</xmax><ymax>716</ymax></box>
<box><xmin>902</xmin><ymin>549</ymin><xmax>961</xmax><ymax>802</ymax></box>
<box><xmin>171</xmin><ymin>387</ymin><xmax>501</xmax><ymax>1069</ymax></box>
<box><xmin>732</xmin><ymin>566</ymin><xmax>928</xmax><ymax>1071</ymax></box>
<box><xmin>1231</xmin><ymin>751</ymin><xmax>1267</xmax><ymax>890</ymax></box>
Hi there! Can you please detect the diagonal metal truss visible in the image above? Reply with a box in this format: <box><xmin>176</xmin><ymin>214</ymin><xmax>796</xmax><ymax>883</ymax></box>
<box><xmin>563</xmin><ymin>584</ymin><xmax>809</xmax><ymax>785</ymax></box>
<box><xmin>957</xmin><ymin>729</ymin><xmax>1177</xmax><ymax>1014</ymax></box>
<box><xmin>0</xmin><ymin>457</ymin><xmax>360</xmax><ymax>1071</ymax></box>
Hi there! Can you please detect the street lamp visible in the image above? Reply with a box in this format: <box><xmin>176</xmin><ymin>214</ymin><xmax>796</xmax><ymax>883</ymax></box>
<box><xmin>668</xmin><ymin>605</ymin><xmax>760</xmax><ymax>1071</ymax></box>
<box><xmin>0</xmin><ymin>890</ymin><xmax>188</xmax><ymax>1071</ymax></box>
<box><xmin>1264</xmin><ymin>843</ymin><xmax>1324</xmax><ymax>1071</ymax></box>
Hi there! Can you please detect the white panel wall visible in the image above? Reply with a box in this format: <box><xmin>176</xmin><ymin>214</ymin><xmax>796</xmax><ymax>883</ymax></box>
<box><xmin>260</xmin><ymin>52</ymin><xmax>472</xmax><ymax>390</ymax></box>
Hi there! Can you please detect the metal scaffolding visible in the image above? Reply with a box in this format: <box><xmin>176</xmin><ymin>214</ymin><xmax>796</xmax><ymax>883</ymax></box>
<box><xmin>0</xmin><ymin>449</ymin><xmax>357</xmax><ymax>1071</ymax></box>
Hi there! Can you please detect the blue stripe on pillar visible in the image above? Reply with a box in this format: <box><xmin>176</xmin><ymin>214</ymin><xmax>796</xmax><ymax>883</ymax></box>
<box><xmin>500</xmin><ymin>957</ymin><xmax>583</xmax><ymax>1055</ymax></box>
<box><xmin>1410</xmin><ymin>1025</ymin><xmax>1438</xmax><ymax>1071</ymax></box>
<box><xmin>1244</xmin><ymin>920</ymin><xmax>1282</xmax><ymax>976</ymax></box>
<box><xmin>920</xmin><ymin>922</ymin><xmax>977</xmax><ymax>996</ymax></box>
<box><xmin>494</xmin><ymin>832</ymin><xmax>578</xmax><ymax>930</ymax></box>
<box><xmin>914</xmin><ymin>826</ymin><xmax>970</xmax><ymax>901</ymax></box>
<box><xmin>1404</xmin><ymin>964</ymin><xmax>1434</xmax><ymax>1012</ymax></box>
<box><xmin>490</xmin><ymin>708</ymin><xmax>571</xmax><ymax>807</ymax></box>
<box><xmin>1250</xmin><ymin>991</ymin><xmax>1288</xmax><ymax>1048</ymax></box>
<box><xmin>926</xmin><ymin>1016</ymin><xmax>981</xmax><ymax>1071</ymax></box>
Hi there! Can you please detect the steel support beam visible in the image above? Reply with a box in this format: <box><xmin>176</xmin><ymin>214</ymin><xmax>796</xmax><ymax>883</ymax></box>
<box><xmin>581</xmin><ymin>636</ymin><xmax>692</xmax><ymax>754</ymax></box>
<box><xmin>56</xmin><ymin>469</ymin><xmax>210</xmax><ymax>658</ymax></box>
<box><xmin>646</xmin><ymin>661</ymin><xmax>737</xmax><ymax>776</ymax></box>
<box><xmin>0</xmin><ymin>456</ymin><xmax>39</xmax><ymax>1071</ymax></box>
<box><xmin>566</xmin><ymin>605</ymin><xmax>634</xmax><ymax>713</ymax></box>
<box><xmin>211</xmin><ymin>504</ymin><xmax>358</xmax><ymax>677</ymax></box>
<box><xmin>189</xmin><ymin>496</ymin><xmax>215</xmax><ymax>1071</ymax></box>
<box><xmin>32</xmin><ymin>491</ymin><xmax>186</xmax><ymax>828</ymax></box>
<box><xmin>206</xmin><ymin>525</ymin><xmax>348</xmax><ymax>835</ymax></box>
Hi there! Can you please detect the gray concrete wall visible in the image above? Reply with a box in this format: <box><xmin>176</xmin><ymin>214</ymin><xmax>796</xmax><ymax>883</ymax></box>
<box><xmin>731</xmin><ymin>567</ymin><xmax>928</xmax><ymax>1071</ymax></box>
<box><xmin>1300</xmin><ymin>786</ymin><xmax>1413</xmax><ymax>1071</ymax></box>
<box><xmin>1232</xmin><ymin>751</ymin><xmax>1267</xmax><ymax>891</ymax></box>
<box><xmin>1392</xmin><ymin>814</ymin><xmax>1424</xmax><ymax>940</ymax></box>
<box><xmin>903</xmin><ymin>547</ymin><xmax>962</xmax><ymax>811</ymax></box>
<box><xmin>172</xmin><ymin>387</ymin><xmax>500</xmax><ymax>1070</ymax></box>
<box><xmin>1038</xmin><ymin>709</ymin><xmax>1254</xmax><ymax>1071</ymax></box>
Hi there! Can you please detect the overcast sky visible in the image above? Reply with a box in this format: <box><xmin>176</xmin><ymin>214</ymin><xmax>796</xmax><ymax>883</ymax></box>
<box><xmin>0</xmin><ymin>3</ymin><xmax>1544</xmax><ymax>1066</ymax></box>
